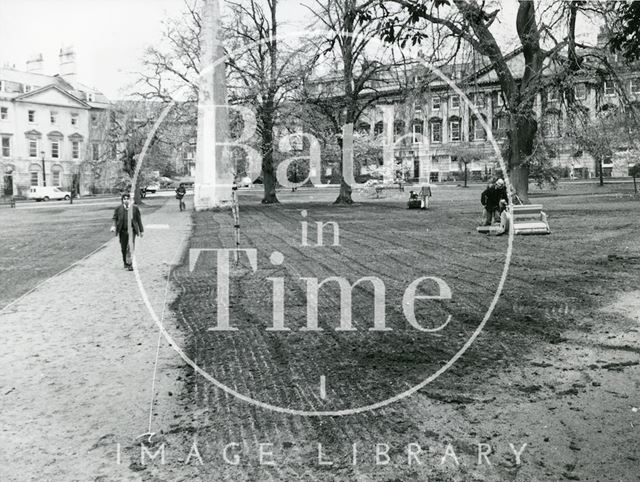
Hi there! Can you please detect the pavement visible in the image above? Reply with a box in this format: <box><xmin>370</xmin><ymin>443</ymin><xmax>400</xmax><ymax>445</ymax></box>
<box><xmin>0</xmin><ymin>197</ymin><xmax>192</xmax><ymax>482</ymax></box>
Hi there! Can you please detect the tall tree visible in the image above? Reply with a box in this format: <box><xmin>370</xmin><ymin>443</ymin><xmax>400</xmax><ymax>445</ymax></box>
<box><xmin>138</xmin><ymin>0</ymin><xmax>304</xmax><ymax>204</ymax></box>
<box><xmin>304</xmin><ymin>0</ymin><xmax>396</xmax><ymax>204</ymax></box>
<box><xmin>225</xmin><ymin>0</ymin><xmax>308</xmax><ymax>203</ymax></box>
<box><xmin>365</xmin><ymin>0</ymin><xmax>587</xmax><ymax>202</ymax></box>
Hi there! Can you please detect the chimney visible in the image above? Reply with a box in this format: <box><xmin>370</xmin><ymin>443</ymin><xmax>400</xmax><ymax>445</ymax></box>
<box><xmin>26</xmin><ymin>53</ymin><xmax>44</xmax><ymax>73</ymax></box>
<box><xmin>58</xmin><ymin>46</ymin><xmax>76</xmax><ymax>81</ymax></box>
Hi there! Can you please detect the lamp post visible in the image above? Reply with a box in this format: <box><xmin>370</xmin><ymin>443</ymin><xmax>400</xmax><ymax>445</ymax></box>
<box><xmin>40</xmin><ymin>150</ymin><xmax>47</xmax><ymax>186</ymax></box>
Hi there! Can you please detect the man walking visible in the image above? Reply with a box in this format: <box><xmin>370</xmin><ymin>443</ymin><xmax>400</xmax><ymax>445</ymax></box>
<box><xmin>175</xmin><ymin>183</ymin><xmax>186</xmax><ymax>211</ymax></box>
<box><xmin>110</xmin><ymin>193</ymin><xmax>144</xmax><ymax>271</ymax></box>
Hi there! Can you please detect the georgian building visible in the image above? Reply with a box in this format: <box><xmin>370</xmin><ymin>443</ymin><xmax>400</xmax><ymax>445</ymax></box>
<box><xmin>351</xmin><ymin>47</ymin><xmax>640</xmax><ymax>183</ymax></box>
<box><xmin>0</xmin><ymin>48</ymin><xmax>110</xmax><ymax>197</ymax></box>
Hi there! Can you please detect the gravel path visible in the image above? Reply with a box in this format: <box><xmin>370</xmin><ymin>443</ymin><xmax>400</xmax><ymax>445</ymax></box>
<box><xmin>0</xmin><ymin>198</ymin><xmax>191</xmax><ymax>482</ymax></box>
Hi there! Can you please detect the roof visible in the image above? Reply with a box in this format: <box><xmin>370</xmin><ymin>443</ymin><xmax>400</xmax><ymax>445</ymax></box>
<box><xmin>13</xmin><ymin>84</ymin><xmax>92</xmax><ymax>109</ymax></box>
<box><xmin>0</xmin><ymin>66</ymin><xmax>109</xmax><ymax>107</ymax></box>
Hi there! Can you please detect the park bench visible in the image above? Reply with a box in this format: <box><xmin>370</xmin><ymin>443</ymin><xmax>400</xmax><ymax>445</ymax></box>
<box><xmin>476</xmin><ymin>203</ymin><xmax>550</xmax><ymax>235</ymax></box>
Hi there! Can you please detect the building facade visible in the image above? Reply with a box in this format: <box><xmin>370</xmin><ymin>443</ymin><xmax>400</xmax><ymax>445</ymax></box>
<box><xmin>348</xmin><ymin>43</ymin><xmax>640</xmax><ymax>183</ymax></box>
<box><xmin>0</xmin><ymin>48</ymin><xmax>110</xmax><ymax>197</ymax></box>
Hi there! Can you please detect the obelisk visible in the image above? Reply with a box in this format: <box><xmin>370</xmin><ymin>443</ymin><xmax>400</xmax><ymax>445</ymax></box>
<box><xmin>194</xmin><ymin>0</ymin><xmax>233</xmax><ymax>210</ymax></box>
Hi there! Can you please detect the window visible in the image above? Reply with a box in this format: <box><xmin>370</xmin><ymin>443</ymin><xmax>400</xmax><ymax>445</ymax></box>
<box><xmin>0</xmin><ymin>107</ymin><xmax>8</xmax><ymax>120</ymax></box>
<box><xmin>28</xmin><ymin>110</ymin><xmax>35</xmax><ymax>122</ymax></box>
<box><xmin>450</xmin><ymin>95</ymin><xmax>460</xmax><ymax>109</ymax></box>
<box><xmin>544</xmin><ymin>113</ymin><xmax>561</xmax><ymax>138</ymax></box>
<box><xmin>393</xmin><ymin>120</ymin><xmax>405</xmax><ymax>141</ymax></box>
<box><xmin>374</xmin><ymin>121</ymin><xmax>384</xmax><ymax>136</ymax></box>
<box><xmin>495</xmin><ymin>93</ymin><xmax>505</xmax><ymax>108</ymax></box>
<box><xmin>492</xmin><ymin>115</ymin><xmax>507</xmax><ymax>138</ymax></box>
<box><xmin>474</xmin><ymin>93</ymin><xmax>485</xmax><ymax>108</ymax></box>
<box><xmin>630</xmin><ymin>79</ymin><xmax>640</xmax><ymax>95</ymax></box>
<box><xmin>51</xmin><ymin>141</ymin><xmax>60</xmax><ymax>158</ymax></box>
<box><xmin>470</xmin><ymin>116</ymin><xmax>486</xmax><ymax>141</ymax></box>
<box><xmin>575</xmin><ymin>83</ymin><xmax>587</xmax><ymax>100</ymax></box>
<box><xmin>72</xmin><ymin>141</ymin><xmax>80</xmax><ymax>159</ymax></box>
<box><xmin>29</xmin><ymin>140</ymin><xmax>37</xmax><ymax>158</ymax></box>
<box><xmin>547</xmin><ymin>88</ymin><xmax>560</xmax><ymax>102</ymax></box>
<box><xmin>355</xmin><ymin>122</ymin><xmax>370</xmax><ymax>135</ymax></box>
<box><xmin>1</xmin><ymin>136</ymin><xmax>10</xmax><ymax>157</ymax></box>
<box><xmin>430</xmin><ymin>121</ymin><xmax>442</xmax><ymax>143</ymax></box>
<box><xmin>50</xmin><ymin>111</ymin><xmax>58</xmax><ymax>124</ymax></box>
<box><xmin>604</xmin><ymin>80</ymin><xmax>615</xmax><ymax>96</ymax></box>
<box><xmin>449</xmin><ymin>120</ymin><xmax>461</xmax><ymax>141</ymax></box>
<box><xmin>24</xmin><ymin>85</ymin><xmax>32</xmax><ymax>93</ymax></box>
<box><xmin>52</xmin><ymin>170</ymin><xmax>61</xmax><ymax>187</ymax></box>
<box><xmin>412</xmin><ymin>121</ymin><xmax>423</xmax><ymax>143</ymax></box>
<box><xmin>87</xmin><ymin>93</ymin><xmax>95</xmax><ymax>102</ymax></box>
<box><xmin>91</xmin><ymin>114</ymin><xmax>98</xmax><ymax>127</ymax></box>
<box><xmin>432</xmin><ymin>97</ymin><xmax>440</xmax><ymax>111</ymax></box>
<box><xmin>71</xmin><ymin>113</ymin><xmax>78</xmax><ymax>126</ymax></box>
<box><xmin>413</xmin><ymin>101</ymin><xmax>422</xmax><ymax>114</ymax></box>
<box><xmin>30</xmin><ymin>171</ymin><xmax>39</xmax><ymax>186</ymax></box>
<box><xmin>92</xmin><ymin>143</ymin><xmax>100</xmax><ymax>161</ymax></box>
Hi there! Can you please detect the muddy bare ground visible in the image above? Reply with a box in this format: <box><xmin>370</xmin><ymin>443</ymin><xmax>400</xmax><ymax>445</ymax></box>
<box><xmin>116</xmin><ymin>190</ymin><xmax>640</xmax><ymax>481</ymax></box>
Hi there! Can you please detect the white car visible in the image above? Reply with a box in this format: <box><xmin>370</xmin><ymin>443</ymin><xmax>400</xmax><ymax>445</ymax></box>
<box><xmin>236</xmin><ymin>176</ymin><xmax>253</xmax><ymax>189</ymax></box>
<box><xmin>144</xmin><ymin>182</ymin><xmax>160</xmax><ymax>193</ymax></box>
<box><xmin>28</xmin><ymin>186</ymin><xmax>71</xmax><ymax>201</ymax></box>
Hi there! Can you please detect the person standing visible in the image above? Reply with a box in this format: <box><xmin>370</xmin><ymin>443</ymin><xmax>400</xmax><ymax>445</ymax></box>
<box><xmin>175</xmin><ymin>183</ymin><xmax>186</xmax><ymax>211</ymax></box>
<box><xmin>110</xmin><ymin>193</ymin><xmax>144</xmax><ymax>271</ymax></box>
<box><xmin>419</xmin><ymin>182</ymin><xmax>432</xmax><ymax>210</ymax></box>
<box><xmin>481</xmin><ymin>181</ymin><xmax>496</xmax><ymax>225</ymax></box>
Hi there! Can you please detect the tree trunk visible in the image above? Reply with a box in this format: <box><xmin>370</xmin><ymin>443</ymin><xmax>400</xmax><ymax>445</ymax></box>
<box><xmin>464</xmin><ymin>162</ymin><xmax>468</xmax><ymax>187</ymax></box>
<box><xmin>633</xmin><ymin>174</ymin><xmax>637</xmax><ymax>193</ymax></box>
<box><xmin>333</xmin><ymin>135</ymin><xmax>353</xmax><ymax>204</ymax></box>
<box><xmin>508</xmin><ymin>115</ymin><xmax>536</xmax><ymax>203</ymax></box>
<box><xmin>334</xmin><ymin>178</ymin><xmax>353</xmax><ymax>204</ymax></box>
<box><xmin>598</xmin><ymin>159</ymin><xmax>604</xmax><ymax>186</ymax></box>
<box><xmin>260</xmin><ymin>112</ymin><xmax>279</xmax><ymax>204</ymax></box>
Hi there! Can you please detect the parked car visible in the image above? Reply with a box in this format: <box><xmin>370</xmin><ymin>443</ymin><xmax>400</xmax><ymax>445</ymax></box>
<box><xmin>144</xmin><ymin>182</ymin><xmax>160</xmax><ymax>193</ymax></box>
<box><xmin>28</xmin><ymin>186</ymin><xmax>71</xmax><ymax>202</ymax></box>
<box><xmin>236</xmin><ymin>176</ymin><xmax>253</xmax><ymax>188</ymax></box>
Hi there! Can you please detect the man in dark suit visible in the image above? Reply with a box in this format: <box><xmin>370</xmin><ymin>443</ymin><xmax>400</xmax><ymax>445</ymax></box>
<box><xmin>110</xmin><ymin>193</ymin><xmax>144</xmax><ymax>271</ymax></box>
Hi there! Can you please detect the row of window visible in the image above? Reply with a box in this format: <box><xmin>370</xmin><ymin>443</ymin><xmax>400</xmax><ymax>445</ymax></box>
<box><xmin>0</xmin><ymin>107</ymin><xmax>99</xmax><ymax>126</ymax></box>
<box><xmin>410</xmin><ymin>79</ymin><xmax>640</xmax><ymax>114</ymax></box>
<box><xmin>0</xmin><ymin>80</ymin><xmax>37</xmax><ymax>94</ymax></box>
<box><xmin>30</xmin><ymin>170</ymin><xmax>63</xmax><ymax>187</ymax></box>
<box><xmin>0</xmin><ymin>80</ymin><xmax>97</xmax><ymax>102</ymax></box>
<box><xmin>360</xmin><ymin>116</ymin><xmax>507</xmax><ymax>144</ymax></box>
<box><xmin>0</xmin><ymin>136</ymin><xmax>100</xmax><ymax>160</ymax></box>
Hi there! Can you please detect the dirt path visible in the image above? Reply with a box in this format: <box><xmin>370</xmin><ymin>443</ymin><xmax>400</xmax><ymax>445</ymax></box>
<box><xmin>0</xmin><ymin>198</ymin><xmax>191</xmax><ymax>482</ymax></box>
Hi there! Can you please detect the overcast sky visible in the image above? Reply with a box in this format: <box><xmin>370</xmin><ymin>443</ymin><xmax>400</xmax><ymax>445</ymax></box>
<box><xmin>0</xmin><ymin>0</ymin><xmax>600</xmax><ymax>100</ymax></box>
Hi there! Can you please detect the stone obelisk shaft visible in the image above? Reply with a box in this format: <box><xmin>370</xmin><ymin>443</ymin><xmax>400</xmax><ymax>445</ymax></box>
<box><xmin>194</xmin><ymin>0</ymin><xmax>232</xmax><ymax>210</ymax></box>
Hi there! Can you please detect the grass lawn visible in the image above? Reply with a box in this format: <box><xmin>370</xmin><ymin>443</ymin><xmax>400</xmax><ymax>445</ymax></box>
<box><xmin>0</xmin><ymin>197</ymin><xmax>164</xmax><ymax>309</ymax></box>
<box><xmin>172</xmin><ymin>185</ymin><xmax>639</xmax><ymax>408</ymax></box>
